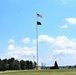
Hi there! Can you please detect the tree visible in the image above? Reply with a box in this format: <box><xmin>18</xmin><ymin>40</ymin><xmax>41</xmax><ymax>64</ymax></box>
<box><xmin>25</xmin><ymin>60</ymin><xmax>29</xmax><ymax>69</ymax></box>
<box><xmin>29</xmin><ymin>61</ymin><xmax>33</xmax><ymax>69</ymax></box>
<box><xmin>2</xmin><ymin>59</ymin><xmax>8</xmax><ymax>71</ymax></box>
<box><xmin>0</xmin><ymin>59</ymin><xmax>3</xmax><ymax>70</ymax></box>
<box><xmin>0</xmin><ymin>58</ymin><xmax>34</xmax><ymax>70</ymax></box>
<box><xmin>54</xmin><ymin>61</ymin><xmax>59</xmax><ymax>69</ymax></box>
<box><xmin>8</xmin><ymin>57</ymin><xmax>15</xmax><ymax>70</ymax></box>
<box><xmin>14</xmin><ymin>60</ymin><xmax>20</xmax><ymax>70</ymax></box>
<box><xmin>20</xmin><ymin>60</ymin><xmax>26</xmax><ymax>70</ymax></box>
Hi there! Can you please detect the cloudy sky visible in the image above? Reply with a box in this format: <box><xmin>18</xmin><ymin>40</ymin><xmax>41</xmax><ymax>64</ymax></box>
<box><xmin>0</xmin><ymin>0</ymin><xmax>76</xmax><ymax>66</ymax></box>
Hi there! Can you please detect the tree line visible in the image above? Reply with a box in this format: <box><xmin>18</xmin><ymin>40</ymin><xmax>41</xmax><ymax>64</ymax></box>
<box><xmin>0</xmin><ymin>57</ymin><xmax>37</xmax><ymax>71</ymax></box>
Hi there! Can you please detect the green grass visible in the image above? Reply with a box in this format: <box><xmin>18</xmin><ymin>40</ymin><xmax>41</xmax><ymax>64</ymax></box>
<box><xmin>0</xmin><ymin>69</ymin><xmax>76</xmax><ymax>75</ymax></box>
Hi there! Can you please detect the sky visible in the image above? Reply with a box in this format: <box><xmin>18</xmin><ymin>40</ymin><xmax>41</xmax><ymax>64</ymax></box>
<box><xmin>0</xmin><ymin>0</ymin><xmax>76</xmax><ymax>66</ymax></box>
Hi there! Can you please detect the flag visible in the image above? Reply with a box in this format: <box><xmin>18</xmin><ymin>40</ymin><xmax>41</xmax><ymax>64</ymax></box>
<box><xmin>37</xmin><ymin>13</ymin><xmax>42</xmax><ymax>18</ymax></box>
<box><xmin>37</xmin><ymin>21</ymin><xmax>42</xmax><ymax>25</ymax></box>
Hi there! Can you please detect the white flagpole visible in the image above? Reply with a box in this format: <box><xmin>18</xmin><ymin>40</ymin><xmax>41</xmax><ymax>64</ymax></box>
<box><xmin>36</xmin><ymin>12</ymin><xmax>42</xmax><ymax>70</ymax></box>
<box><xmin>36</xmin><ymin>13</ymin><xmax>39</xmax><ymax>69</ymax></box>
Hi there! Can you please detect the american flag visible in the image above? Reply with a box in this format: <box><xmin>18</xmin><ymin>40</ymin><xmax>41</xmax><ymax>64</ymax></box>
<box><xmin>37</xmin><ymin>13</ymin><xmax>42</xmax><ymax>18</ymax></box>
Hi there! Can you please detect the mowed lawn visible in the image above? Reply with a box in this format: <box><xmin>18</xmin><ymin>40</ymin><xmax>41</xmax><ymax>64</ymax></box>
<box><xmin>0</xmin><ymin>69</ymin><xmax>76</xmax><ymax>75</ymax></box>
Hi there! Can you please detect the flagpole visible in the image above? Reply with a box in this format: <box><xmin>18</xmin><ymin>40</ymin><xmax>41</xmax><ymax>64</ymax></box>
<box><xmin>36</xmin><ymin>13</ymin><xmax>39</xmax><ymax>69</ymax></box>
<box><xmin>36</xmin><ymin>12</ymin><xmax>42</xmax><ymax>70</ymax></box>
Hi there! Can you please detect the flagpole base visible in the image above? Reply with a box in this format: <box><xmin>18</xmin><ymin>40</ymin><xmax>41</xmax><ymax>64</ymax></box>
<box><xmin>35</xmin><ymin>66</ymin><xmax>41</xmax><ymax>70</ymax></box>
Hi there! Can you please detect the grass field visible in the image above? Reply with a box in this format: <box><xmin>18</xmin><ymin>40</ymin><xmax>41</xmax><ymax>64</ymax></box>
<box><xmin>0</xmin><ymin>69</ymin><xmax>76</xmax><ymax>75</ymax></box>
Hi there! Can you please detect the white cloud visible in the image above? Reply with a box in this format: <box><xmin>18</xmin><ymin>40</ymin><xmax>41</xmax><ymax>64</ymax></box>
<box><xmin>59</xmin><ymin>25</ymin><xmax>68</xmax><ymax>28</ymax></box>
<box><xmin>7</xmin><ymin>44</ymin><xmax>15</xmax><ymax>50</ymax></box>
<box><xmin>65</xmin><ymin>18</ymin><xmax>76</xmax><ymax>25</ymax></box>
<box><xmin>32</xmin><ymin>35</ymin><xmax>55</xmax><ymax>44</ymax></box>
<box><xmin>38</xmin><ymin>35</ymin><xmax>55</xmax><ymax>43</ymax></box>
<box><xmin>33</xmin><ymin>35</ymin><xmax>76</xmax><ymax>54</ymax></box>
<box><xmin>59</xmin><ymin>18</ymin><xmax>76</xmax><ymax>29</ymax></box>
<box><xmin>51</xmin><ymin>36</ymin><xmax>76</xmax><ymax>50</ymax></box>
<box><xmin>53</xmin><ymin>49</ymin><xmax>76</xmax><ymax>54</ymax></box>
<box><xmin>8</xmin><ymin>39</ymin><xmax>15</xmax><ymax>44</ymax></box>
<box><xmin>22</xmin><ymin>38</ymin><xmax>30</xmax><ymax>44</ymax></box>
<box><xmin>7</xmin><ymin>45</ymin><xmax>36</xmax><ymax>59</ymax></box>
<box><xmin>33</xmin><ymin>35</ymin><xmax>76</xmax><ymax>55</ymax></box>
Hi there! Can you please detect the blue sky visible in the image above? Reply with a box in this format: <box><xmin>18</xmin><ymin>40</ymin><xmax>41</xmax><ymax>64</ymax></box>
<box><xmin>0</xmin><ymin>0</ymin><xmax>76</xmax><ymax>66</ymax></box>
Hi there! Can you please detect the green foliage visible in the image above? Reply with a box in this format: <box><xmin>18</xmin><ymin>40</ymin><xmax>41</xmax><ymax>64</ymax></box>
<box><xmin>20</xmin><ymin>60</ymin><xmax>26</xmax><ymax>70</ymax></box>
<box><xmin>50</xmin><ymin>61</ymin><xmax>59</xmax><ymax>69</ymax></box>
<box><xmin>54</xmin><ymin>61</ymin><xmax>59</xmax><ymax>69</ymax></box>
<box><xmin>0</xmin><ymin>57</ymin><xmax>36</xmax><ymax>71</ymax></box>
